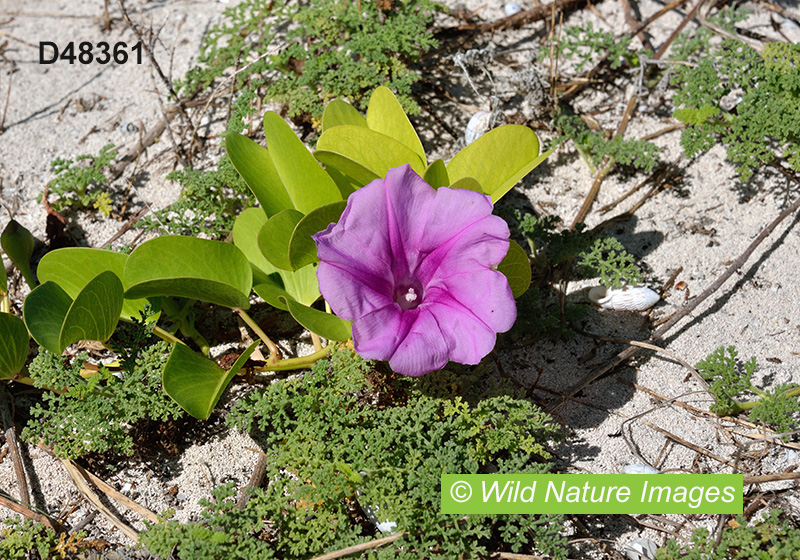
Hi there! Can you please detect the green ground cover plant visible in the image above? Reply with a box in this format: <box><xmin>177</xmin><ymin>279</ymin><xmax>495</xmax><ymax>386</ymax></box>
<box><xmin>141</xmin><ymin>347</ymin><xmax>566</xmax><ymax>559</ymax></box>
<box><xmin>43</xmin><ymin>143</ymin><xmax>118</xmax><ymax>217</ymax></box>
<box><xmin>656</xmin><ymin>509</ymin><xmax>800</xmax><ymax>560</ymax></box>
<box><xmin>696</xmin><ymin>346</ymin><xmax>800</xmax><ymax>432</ymax></box>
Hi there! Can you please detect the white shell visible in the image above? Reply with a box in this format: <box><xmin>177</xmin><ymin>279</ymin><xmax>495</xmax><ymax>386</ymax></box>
<box><xmin>623</xmin><ymin>538</ymin><xmax>658</xmax><ymax>560</ymax></box>
<box><xmin>588</xmin><ymin>285</ymin><xmax>659</xmax><ymax>311</ymax></box>
<box><xmin>356</xmin><ymin>484</ymin><xmax>398</xmax><ymax>534</ymax></box>
<box><xmin>621</xmin><ymin>463</ymin><xmax>660</xmax><ymax>475</ymax></box>
<box><xmin>504</xmin><ymin>1</ymin><xmax>523</xmax><ymax>16</ymax></box>
<box><xmin>465</xmin><ymin>111</ymin><xmax>492</xmax><ymax>144</ymax></box>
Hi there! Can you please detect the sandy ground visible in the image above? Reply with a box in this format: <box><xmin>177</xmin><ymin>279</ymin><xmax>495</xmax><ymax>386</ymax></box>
<box><xmin>1</xmin><ymin>0</ymin><xmax>799</xmax><ymax>557</ymax></box>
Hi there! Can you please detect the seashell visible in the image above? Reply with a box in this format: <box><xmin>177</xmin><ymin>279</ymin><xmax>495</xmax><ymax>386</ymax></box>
<box><xmin>621</xmin><ymin>464</ymin><xmax>660</xmax><ymax>475</ymax></box>
<box><xmin>588</xmin><ymin>285</ymin><xmax>659</xmax><ymax>311</ymax></box>
<box><xmin>504</xmin><ymin>1</ymin><xmax>523</xmax><ymax>16</ymax></box>
<box><xmin>356</xmin><ymin>475</ymin><xmax>398</xmax><ymax>534</ymax></box>
<box><xmin>465</xmin><ymin>111</ymin><xmax>492</xmax><ymax>145</ymax></box>
<box><xmin>623</xmin><ymin>537</ymin><xmax>658</xmax><ymax>560</ymax></box>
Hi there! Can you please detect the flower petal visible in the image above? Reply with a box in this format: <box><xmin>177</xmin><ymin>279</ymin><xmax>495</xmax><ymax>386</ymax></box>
<box><xmin>432</xmin><ymin>269</ymin><xmax>517</xmax><ymax>334</ymax></box>
<box><xmin>387</xmin><ymin>307</ymin><xmax>450</xmax><ymax>377</ymax></box>
<box><xmin>423</xmin><ymin>291</ymin><xmax>501</xmax><ymax>365</ymax></box>
<box><xmin>315</xmin><ymin>260</ymin><xmax>394</xmax><ymax>321</ymax></box>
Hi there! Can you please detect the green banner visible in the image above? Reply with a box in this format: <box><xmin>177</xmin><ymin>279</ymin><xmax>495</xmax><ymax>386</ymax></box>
<box><xmin>441</xmin><ymin>474</ymin><xmax>743</xmax><ymax>514</ymax></box>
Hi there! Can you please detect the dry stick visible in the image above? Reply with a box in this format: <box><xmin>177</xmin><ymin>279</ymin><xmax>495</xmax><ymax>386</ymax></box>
<box><xmin>549</xmin><ymin>193</ymin><xmax>800</xmax><ymax>413</ymax></box>
<box><xmin>439</xmin><ymin>0</ymin><xmax>585</xmax><ymax>34</ymax></box>
<box><xmin>743</xmin><ymin>473</ymin><xmax>800</xmax><ymax>485</ymax></box>
<box><xmin>0</xmin><ymin>492</ymin><xmax>64</xmax><ymax>532</ymax></box>
<box><xmin>307</xmin><ymin>532</ymin><xmax>408</xmax><ymax>560</ymax></box>
<box><xmin>0</xmin><ymin>67</ymin><xmax>11</xmax><ymax>132</ymax></box>
<box><xmin>653</xmin><ymin>0</ymin><xmax>706</xmax><ymax>60</ymax></box>
<box><xmin>61</xmin><ymin>459</ymin><xmax>140</xmax><ymax>542</ymax></box>
<box><xmin>236</xmin><ymin>453</ymin><xmax>267</xmax><ymax>509</ymax></box>
<box><xmin>643</xmin><ymin>421</ymin><xmax>738</xmax><ymax>468</ymax></box>
<box><xmin>622</xmin><ymin>0</ymin><xmax>655</xmax><ymax>53</ymax></box>
<box><xmin>0</xmin><ymin>387</ymin><xmax>29</xmax><ymax>507</ymax></box>
<box><xmin>569</xmin><ymin>95</ymin><xmax>638</xmax><ymax>229</ymax></box>
<box><xmin>115</xmin><ymin>0</ymin><xmax>191</xmax><ymax>126</ymax></box>
<box><xmin>628</xmin><ymin>0</ymin><xmax>692</xmax><ymax>39</ymax></box>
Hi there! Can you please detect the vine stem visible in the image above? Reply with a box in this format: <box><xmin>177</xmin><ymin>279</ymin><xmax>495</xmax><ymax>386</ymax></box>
<box><xmin>151</xmin><ymin>325</ymin><xmax>184</xmax><ymax>346</ymax></box>
<box><xmin>234</xmin><ymin>309</ymin><xmax>280</xmax><ymax>363</ymax></box>
<box><xmin>256</xmin><ymin>345</ymin><xmax>331</xmax><ymax>372</ymax></box>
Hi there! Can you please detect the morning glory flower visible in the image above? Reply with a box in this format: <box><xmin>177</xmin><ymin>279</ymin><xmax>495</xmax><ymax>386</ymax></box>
<box><xmin>312</xmin><ymin>164</ymin><xmax>516</xmax><ymax>377</ymax></box>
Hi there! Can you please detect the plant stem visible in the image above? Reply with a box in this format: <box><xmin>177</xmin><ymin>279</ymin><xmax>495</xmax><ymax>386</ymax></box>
<box><xmin>311</xmin><ymin>332</ymin><xmax>323</xmax><ymax>352</ymax></box>
<box><xmin>257</xmin><ymin>345</ymin><xmax>331</xmax><ymax>372</ymax></box>
<box><xmin>151</xmin><ymin>325</ymin><xmax>184</xmax><ymax>346</ymax></box>
<box><xmin>235</xmin><ymin>309</ymin><xmax>280</xmax><ymax>364</ymax></box>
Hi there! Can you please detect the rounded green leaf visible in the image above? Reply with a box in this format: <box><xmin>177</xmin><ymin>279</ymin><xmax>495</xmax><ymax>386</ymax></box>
<box><xmin>447</xmin><ymin>177</ymin><xmax>483</xmax><ymax>193</ymax></box>
<box><xmin>280</xmin><ymin>296</ymin><xmax>351</xmax><ymax>341</ymax></box>
<box><xmin>124</xmin><ymin>236</ymin><xmax>253</xmax><ymax>309</ymax></box>
<box><xmin>423</xmin><ymin>159</ymin><xmax>449</xmax><ymax>188</ymax></box>
<box><xmin>0</xmin><ymin>313</ymin><xmax>29</xmax><ymax>379</ymax></box>
<box><xmin>233</xmin><ymin>208</ymin><xmax>280</xmax><ymax>284</ymax></box>
<box><xmin>226</xmin><ymin>133</ymin><xmax>294</xmax><ymax>217</ymax></box>
<box><xmin>258</xmin><ymin>209</ymin><xmax>304</xmax><ymax>271</ymax></box>
<box><xmin>61</xmin><ymin>271</ymin><xmax>124</xmax><ymax>350</ymax></box>
<box><xmin>322</xmin><ymin>99</ymin><xmax>368</xmax><ymax>131</ymax></box>
<box><xmin>497</xmin><ymin>240</ymin><xmax>531</xmax><ymax>298</ymax></box>
<box><xmin>281</xmin><ymin>265</ymin><xmax>320</xmax><ymax>306</ymax></box>
<box><xmin>314</xmin><ymin>150</ymin><xmax>380</xmax><ymax>195</ymax></box>
<box><xmin>253</xmin><ymin>264</ymin><xmax>321</xmax><ymax>311</ymax></box>
<box><xmin>288</xmin><ymin>201</ymin><xmax>347</xmax><ymax>270</ymax></box>
<box><xmin>366</xmin><ymin>86</ymin><xmax>426</xmax><ymax>167</ymax></box>
<box><xmin>163</xmin><ymin>343</ymin><xmax>235</xmax><ymax>419</ymax></box>
<box><xmin>24</xmin><ymin>271</ymin><xmax>123</xmax><ymax>354</ymax></box>
<box><xmin>447</xmin><ymin>125</ymin><xmax>550</xmax><ymax>202</ymax></box>
<box><xmin>263</xmin><ymin>112</ymin><xmax>342</xmax><ymax>213</ymax></box>
<box><xmin>1</xmin><ymin>220</ymin><xmax>36</xmax><ymax>288</ymax></box>
<box><xmin>37</xmin><ymin>247</ymin><xmax>156</xmax><ymax>321</ymax></box>
<box><xmin>316</xmin><ymin>126</ymin><xmax>426</xmax><ymax>177</ymax></box>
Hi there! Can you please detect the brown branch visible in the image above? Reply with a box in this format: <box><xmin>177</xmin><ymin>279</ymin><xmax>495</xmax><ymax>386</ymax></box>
<box><xmin>643</xmin><ymin>421</ymin><xmax>738</xmax><ymax>468</ymax></box>
<box><xmin>308</xmin><ymin>532</ymin><xmax>408</xmax><ymax>560</ymax></box>
<box><xmin>0</xmin><ymin>387</ymin><xmax>29</xmax><ymax>507</ymax></box>
<box><xmin>0</xmin><ymin>492</ymin><xmax>64</xmax><ymax>532</ymax></box>
<box><xmin>435</xmin><ymin>0</ymin><xmax>586</xmax><ymax>36</ymax></box>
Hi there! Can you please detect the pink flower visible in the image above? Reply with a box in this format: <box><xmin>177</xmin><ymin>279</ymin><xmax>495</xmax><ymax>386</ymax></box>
<box><xmin>313</xmin><ymin>165</ymin><xmax>516</xmax><ymax>376</ymax></box>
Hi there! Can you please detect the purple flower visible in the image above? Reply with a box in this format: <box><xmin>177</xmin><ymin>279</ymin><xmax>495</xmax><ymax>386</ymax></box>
<box><xmin>312</xmin><ymin>164</ymin><xmax>516</xmax><ymax>377</ymax></box>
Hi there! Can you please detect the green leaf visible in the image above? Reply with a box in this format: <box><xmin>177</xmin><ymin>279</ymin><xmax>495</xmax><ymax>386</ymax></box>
<box><xmin>232</xmin><ymin>208</ymin><xmax>279</xmax><ymax>284</ymax></box>
<box><xmin>1</xmin><ymin>220</ymin><xmax>36</xmax><ymax>288</ymax></box>
<box><xmin>258</xmin><ymin>209</ymin><xmax>304</xmax><ymax>271</ymax></box>
<box><xmin>496</xmin><ymin>240</ymin><xmax>531</xmax><ymax>298</ymax></box>
<box><xmin>263</xmin><ymin>112</ymin><xmax>342</xmax><ymax>213</ymax></box>
<box><xmin>0</xmin><ymin>313</ymin><xmax>29</xmax><ymax>379</ymax></box>
<box><xmin>226</xmin><ymin>133</ymin><xmax>294</xmax><ymax>217</ymax></box>
<box><xmin>124</xmin><ymin>236</ymin><xmax>253</xmax><ymax>309</ymax></box>
<box><xmin>447</xmin><ymin>125</ymin><xmax>551</xmax><ymax>202</ymax></box>
<box><xmin>24</xmin><ymin>271</ymin><xmax>123</xmax><ymax>354</ymax></box>
<box><xmin>280</xmin><ymin>296</ymin><xmax>351</xmax><ymax>341</ymax></box>
<box><xmin>366</xmin><ymin>86</ymin><xmax>426</xmax><ymax>167</ymax></box>
<box><xmin>448</xmin><ymin>177</ymin><xmax>483</xmax><ymax>192</ymax></box>
<box><xmin>37</xmin><ymin>247</ymin><xmax>156</xmax><ymax>321</ymax></box>
<box><xmin>314</xmin><ymin>151</ymin><xmax>380</xmax><ymax>194</ymax></box>
<box><xmin>162</xmin><ymin>343</ymin><xmax>233</xmax><ymax>419</ymax></box>
<box><xmin>288</xmin><ymin>201</ymin><xmax>347</xmax><ymax>270</ymax></box>
<box><xmin>280</xmin><ymin>265</ymin><xmax>320</xmax><ymax>306</ymax></box>
<box><xmin>227</xmin><ymin>340</ymin><xmax>260</xmax><ymax>377</ymax></box>
<box><xmin>253</xmin><ymin>265</ymin><xmax>321</xmax><ymax>311</ymax></box>
<box><xmin>322</xmin><ymin>99</ymin><xmax>368</xmax><ymax>131</ymax></box>
<box><xmin>316</xmin><ymin>125</ymin><xmax>426</xmax><ymax>177</ymax></box>
<box><xmin>423</xmin><ymin>159</ymin><xmax>449</xmax><ymax>188</ymax></box>
<box><xmin>252</xmin><ymin>279</ymin><xmax>291</xmax><ymax>311</ymax></box>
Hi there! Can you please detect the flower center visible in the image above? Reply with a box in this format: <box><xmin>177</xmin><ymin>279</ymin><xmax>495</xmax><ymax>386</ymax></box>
<box><xmin>394</xmin><ymin>282</ymin><xmax>424</xmax><ymax>310</ymax></box>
